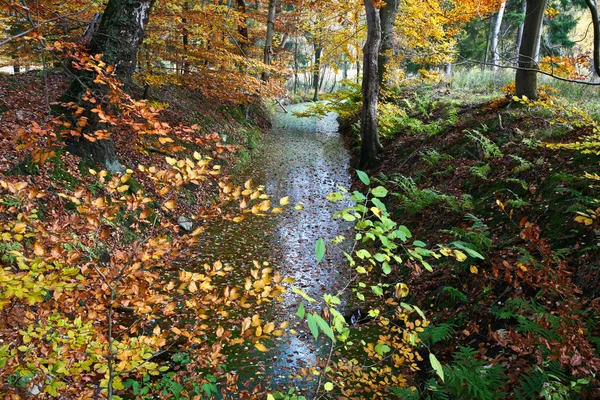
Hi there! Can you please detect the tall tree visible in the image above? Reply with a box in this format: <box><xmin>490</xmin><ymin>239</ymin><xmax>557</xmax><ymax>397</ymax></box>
<box><xmin>262</xmin><ymin>0</ymin><xmax>277</xmax><ymax>80</ymax></box>
<box><xmin>584</xmin><ymin>0</ymin><xmax>600</xmax><ymax>76</ymax></box>
<box><xmin>490</xmin><ymin>0</ymin><xmax>507</xmax><ymax>70</ymax></box>
<box><xmin>515</xmin><ymin>0</ymin><xmax>527</xmax><ymax>65</ymax></box>
<box><xmin>378</xmin><ymin>0</ymin><xmax>399</xmax><ymax>92</ymax></box>
<box><xmin>515</xmin><ymin>0</ymin><xmax>547</xmax><ymax>99</ymax></box>
<box><xmin>59</xmin><ymin>0</ymin><xmax>155</xmax><ymax>172</ymax></box>
<box><xmin>360</xmin><ymin>0</ymin><xmax>383</xmax><ymax>169</ymax></box>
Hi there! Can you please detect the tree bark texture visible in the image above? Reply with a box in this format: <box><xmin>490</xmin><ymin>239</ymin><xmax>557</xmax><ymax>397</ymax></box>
<box><xmin>490</xmin><ymin>0</ymin><xmax>506</xmax><ymax>71</ymax></box>
<box><xmin>262</xmin><ymin>0</ymin><xmax>276</xmax><ymax>80</ymax></box>
<box><xmin>515</xmin><ymin>0</ymin><xmax>547</xmax><ymax>99</ymax></box>
<box><xmin>237</xmin><ymin>0</ymin><xmax>249</xmax><ymax>57</ymax></box>
<box><xmin>359</xmin><ymin>0</ymin><xmax>383</xmax><ymax>169</ymax></box>
<box><xmin>60</xmin><ymin>0</ymin><xmax>155</xmax><ymax>172</ymax></box>
<box><xmin>313</xmin><ymin>44</ymin><xmax>322</xmax><ymax>101</ymax></box>
<box><xmin>584</xmin><ymin>0</ymin><xmax>600</xmax><ymax>77</ymax></box>
<box><xmin>378</xmin><ymin>0</ymin><xmax>399</xmax><ymax>93</ymax></box>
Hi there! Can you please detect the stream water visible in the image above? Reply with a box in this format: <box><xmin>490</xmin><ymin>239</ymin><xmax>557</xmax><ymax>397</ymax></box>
<box><xmin>193</xmin><ymin>104</ymin><xmax>354</xmax><ymax>397</ymax></box>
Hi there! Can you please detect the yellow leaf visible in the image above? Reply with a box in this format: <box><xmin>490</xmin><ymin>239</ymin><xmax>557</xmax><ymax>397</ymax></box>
<box><xmin>163</xmin><ymin>199</ymin><xmax>176</xmax><ymax>210</ymax></box>
<box><xmin>158</xmin><ymin>137</ymin><xmax>174</xmax><ymax>144</ymax></box>
<box><xmin>188</xmin><ymin>281</ymin><xmax>197</xmax><ymax>293</ymax></box>
<box><xmin>33</xmin><ymin>242</ymin><xmax>44</xmax><ymax>256</ymax></box>
<box><xmin>12</xmin><ymin>223</ymin><xmax>27</xmax><ymax>234</ymax></box>
<box><xmin>244</xmin><ymin>179</ymin><xmax>253</xmax><ymax>190</ymax></box>
<box><xmin>254</xmin><ymin>342</ymin><xmax>268</xmax><ymax>352</ymax></box>
<box><xmin>279</xmin><ymin>196</ymin><xmax>290</xmax><ymax>206</ymax></box>
<box><xmin>395</xmin><ymin>282</ymin><xmax>409</xmax><ymax>298</ymax></box>
<box><xmin>271</xmin><ymin>207</ymin><xmax>284</xmax><ymax>214</ymax></box>
<box><xmin>496</xmin><ymin>199</ymin><xmax>505</xmax><ymax>211</ymax></box>
<box><xmin>470</xmin><ymin>265</ymin><xmax>478</xmax><ymax>274</ymax></box>
<box><xmin>575</xmin><ymin>216</ymin><xmax>593</xmax><ymax>225</ymax></box>
<box><xmin>117</xmin><ymin>185</ymin><xmax>129</xmax><ymax>193</ymax></box>
<box><xmin>193</xmin><ymin>151</ymin><xmax>201</xmax><ymax>160</ymax></box>
<box><xmin>454</xmin><ymin>250</ymin><xmax>467</xmax><ymax>262</ymax></box>
<box><xmin>165</xmin><ymin>157</ymin><xmax>176</xmax><ymax>166</ymax></box>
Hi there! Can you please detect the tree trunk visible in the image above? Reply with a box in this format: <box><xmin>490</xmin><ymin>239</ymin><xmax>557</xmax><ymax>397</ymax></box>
<box><xmin>359</xmin><ymin>0</ymin><xmax>383</xmax><ymax>170</ymax></box>
<box><xmin>59</xmin><ymin>0</ymin><xmax>155</xmax><ymax>172</ymax></box>
<box><xmin>515</xmin><ymin>0</ymin><xmax>526</xmax><ymax>66</ymax></box>
<box><xmin>293</xmin><ymin>37</ymin><xmax>299</xmax><ymax>94</ymax></box>
<box><xmin>584</xmin><ymin>0</ymin><xmax>600</xmax><ymax>77</ymax></box>
<box><xmin>262</xmin><ymin>0</ymin><xmax>276</xmax><ymax>80</ymax></box>
<box><xmin>491</xmin><ymin>0</ymin><xmax>507</xmax><ymax>71</ymax></box>
<box><xmin>237</xmin><ymin>0</ymin><xmax>249</xmax><ymax>57</ymax></box>
<box><xmin>484</xmin><ymin>15</ymin><xmax>494</xmax><ymax>68</ymax></box>
<box><xmin>515</xmin><ymin>0</ymin><xmax>547</xmax><ymax>99</ymax></box>
<box><xmin>378</xmin><ymin>0</ymin><xmax>399</xmax><ymax>93</ymax></box>
<box><xmin>313</xmin><ymin>44</ymin><xmax>322</xmax><ymax>101</ymax></box>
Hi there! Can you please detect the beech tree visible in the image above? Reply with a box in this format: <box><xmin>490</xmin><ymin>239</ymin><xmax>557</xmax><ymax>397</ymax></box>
<box><xmin>359</xmin><ymin>0</ymin><xmax>383</xmax><ymax>169</ymax></box>
<box><xmin>378</xmin><ymin>0</ymin><xmax>399</xmax><ymax>93</ymax></box>
<box><xmin>515</xmin><ymin>0</ymin><xmax>547</xmax><ymax>99</ymax></box>
<box><xmin>59</xmin><ymin>0</ymin><xmax>155</xmax><ymax>172</ymax></box>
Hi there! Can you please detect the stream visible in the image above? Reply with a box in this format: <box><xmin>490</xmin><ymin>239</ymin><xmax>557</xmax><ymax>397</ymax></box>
<box><xmin>193</xmin><ymin>104</ymin><xmax>354</xmax><ymax>397</ymax></box>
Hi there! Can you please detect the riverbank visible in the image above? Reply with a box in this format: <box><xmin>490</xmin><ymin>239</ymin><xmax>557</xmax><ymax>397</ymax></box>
<box><xmin>332</xmin><ymin>83</ymin><xmax>600</xmax><ymax>397</ymax></box>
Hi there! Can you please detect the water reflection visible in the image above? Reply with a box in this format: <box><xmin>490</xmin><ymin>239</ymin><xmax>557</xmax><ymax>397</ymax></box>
<box><xmin>195</xmin><ymin>104</ymin><xmax>353</xmax><ymax>397</ymax></box>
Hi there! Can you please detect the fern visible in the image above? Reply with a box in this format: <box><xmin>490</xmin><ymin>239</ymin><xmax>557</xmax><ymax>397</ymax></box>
<box><xmin>420</xmin><ymin>323</ymin><xmax>455</xmax><ymax>346</ymax></box>
<box><xmin>514</xmin><ymin>363</ymin><xmax>576</xmax><ymax>400</ymax></box>
<box><xmin>438</xmin><ymin>347</ymin><xmax>507</xmax><ymax>400</ymax></box>
<box><xmin>440</xmin><ymin>286</ymin><xmax>467</xmax><ymax>303</ymax></box>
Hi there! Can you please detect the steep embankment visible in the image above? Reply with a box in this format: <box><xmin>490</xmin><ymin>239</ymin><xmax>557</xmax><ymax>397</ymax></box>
<box><xmin>347</xmin><ymin>88</ymin><xmax>600</xmax><ymax>397</ymax></box>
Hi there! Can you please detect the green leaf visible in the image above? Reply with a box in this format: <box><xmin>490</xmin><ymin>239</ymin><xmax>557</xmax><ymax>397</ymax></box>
<box><xmin>451</xmin><ymin>241</ymin><xmax>485</xmax><ymax>259</ymax></box>
<box><xmin>314</xmin><ymin>314</ymin><xmax>335</xmax><ymax>341</ymax></box>
<box><xmin>398</xmin><ymin>225</ymin><xmax>412</xmax><ymax>239</ymax></box>
<box><xmin>371</xmin><ymin>186</ymin><xmax>388</xmax><ymax>198</ymax></box>
<box><xmin>375</xmin><ymin>343</ymin><xmax>391</xmax><ymax>355</ymax></box>
<box><xmin>371</xmin><ymin>285</ymin><xmax>383</xmax><ymax>296</ymax></box>
<box><xmin>324</xmin><ymin>382</ymin><xmax>334</xmax><ymax>391</ymax></box>
<box><xmin>371</xmin><ymin>198</ymin><xmax>387</xmax><ymax>212</ymax></box>
<box><xmin>342</xmin><ymin>213</ymin><xmax>356</xmax><ymax>221</ymax></box>
<box><xmin>413</xmin><ymin>240</ymin><xmax>426</xmax><ymax>247</ymax></box>
<box><xmin>430</xmin><ymin>353</ymin><xmax>445</xmax><ymax>382</ymax></box>
<box><xmin>315</xmin><ymin>238</ymin><xmax>325</xmax><ymax>263</ymax></box>
<box><xmin>323</xmin><ymin>294</ymin><xmax>341</xmax><ymax>305</ymax></box>
<box><xmin>296</xmin><ymin>302</ymin><xmax>305</xmax><ymax>319</ymax></box>
<box><xmin>374</xmin><ymin>253</ymin><xmax>387</xmax><ymax>262</ymax></box>
<box><xmin>326</xmin><ymin>192</ymin><xmax>346</xmax><ymax>202</ymax></box>
<box><xmin>382</xmin><ymin>262</ymin><xmax>391</xmax><ymax>275</ymax></box>
<box><xmin>356</xmin><ymin>266</ymin><xmax>367</xmax><ymax>274</ymax></box>
<box><xmin>306</xmin><ymin>314</ymin><xmax>319</xmax><ymax>340</ymax></box>
<box><xmin>356</xmin><ymin>170</ymin><xmax>370</xmax><ymax>185</ymax></box>
<box><xmin>356</xmin><ymin>249</ymin><xmax>371</xmax><ymax>259</ymax></box>
<box><xmin>292</xmin><ymin>287</ymin><xmax>317</xmax><ymax>303</ymax></box>
<box><xmin>356</xmin><ymin>292</ymin><xmax>365</xmax><ymax>301</ymax></box>
<box><xmin>351</xmin><ymin>191</ymin><xmax>366</xmax><ymax>201</ymax></box>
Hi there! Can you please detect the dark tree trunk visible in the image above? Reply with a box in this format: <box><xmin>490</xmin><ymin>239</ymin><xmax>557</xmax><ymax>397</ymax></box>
<box><xmin>313</xmin><ymin>44</ymin><xmax>322</xmax><ymax>101</ymax></box>
<box><xmin>59</xmin><ymin>0</ymin><xmax>155</xmax><ymax>172</ymax></box>
<box><xmin>377</xmin><ymin>0</ymin><xmax>399</xmax><ymax>93</ymax></box>
<box><xmin>359</xmin><ymin>0</ymin><xmax>383</xmax><ymax>170</ymax></box>
<box><xmin>515</xmin><ymin>0</ymin><xmax>547</xmax><ymax>99</ymax></box>
<box><xmin>584</xmin><ymin>0</ymin><xmax>600</xmax><ymax>77</ymax></box>
<box><xmin>237</xmin><ymin>0</ymin><xmax>249</xmax><ymax>57</ymax></box>
<box><xmin>262</xmin><ymin>0</ymin><xmax>276</xmax><ymax>81</ymax></box>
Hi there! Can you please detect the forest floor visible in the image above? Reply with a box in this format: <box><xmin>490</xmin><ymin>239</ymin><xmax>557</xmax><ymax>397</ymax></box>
<box><xmin>0</xmin><ymin>69</ymin><xmax>269</xmax><ymax>219</ymax></box>
<box><xmin>3</xmin><ymin>68</ymin><xmax>600</xmax><ymax>398</ymax></box>
<box><xmin>341</xmin><ymin>82</ymin><xmax>600</xmax><ymax>397</ymax></box>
